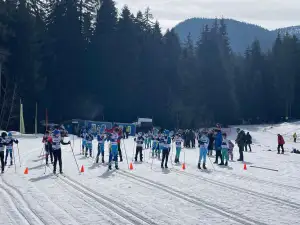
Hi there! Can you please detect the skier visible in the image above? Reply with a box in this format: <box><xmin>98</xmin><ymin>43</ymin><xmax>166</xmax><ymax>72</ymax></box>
<box><xmin>42</xmin><ymin>130</ymin><xmax>53</xmax><ymax>165</ymax></box>
<box><xmin>0</xmin><ymin>132</ymin><xmax>8</xmax><ymax>173</ymax></box>
<box><xmin>85</xmin><ymin>131</ymin><xmax>94</xmax><ymax>157</ymax></box>
<box><xmin>96</xmin><ymin>132</ymin><xmax>106</xmax><ymax>163</ymax></box>
<box><xmin>214</xmin><ymin>129</ymin><xmax>223</xmax><ymax>164</ymax></box>
<box><xmin>144</xmin><ymin>133</ymin><xmax>149</xmax><ymax>149</ymax></box>
<box><xmin>80</xmin><ymin>129</ymin><xmax>87</xmax><ymax>155</ymax></box>
<box><xmin>116</xmin><ymin>127</ymin><xmax>123</xmax><ymax>162</ymax></box>
<box><xmin>51</xmin><ymin>127</ymin><xmax>71</xmax><ymax>174</ymax></box>
<box><xmin>221</xmin><ymin>133</ymin><xmax>230</xmax><ymax>166</ymax></box>
<box><xmin>5</xmin><ymin>132</ymin><xmax>18</xmax><ymax>166</ymax></box>
<box><xmin>293</xmin><ymin>133</ymin><xmax>297</xmax><ymax>143</ymax></box>
<box><xmin>161</xmin><ymin>130</ymin><xmax>170</xmax><ymax>169</ymax></box>
<box><xmin>158</xmin><ymin>133</ymin><xmax>164</xmax><ymax>159</ymax></box>
<box><xmin>147</xmin><ymin>132</ymin><xmax>152</xmax><ymax>148</ymax></box>
<box><xmin>236</xmin><ymin>128</ymin><xmax>246</xmax><ymax>161</ymax></box>
<box><xmin>198</xmin><ymin>130</ymin><xmax>209</xmax><ymax>169</ymax></box>
<box><xmin>152</xmin><ymin>134</ymin><xmax>159</xmax><ymax>157</ymax></box>
<box><xmin>108</xmin><ymin>128</ymin><xmax>120</xmax><ymax>170</ymax></box>
<box><xmin>174</xmin><ymin>134</ymin><xmax>183</xmax><ymax>163</ymax></box>
<box><xmin>228</xmin><ymin>139</ymin><xmax>234</xmax><ymax>161</ymax></box>
<box><xmin>207</xmin><ymin>130</ymin><xmax>214</xmax><ymax>156</ymax></box>
<box><xmin>245</xmin><ymin>132</ymin><xmax>252</xmax><ymax>152</ymax></box>
<box><xmin>134</xmin><ymin>132</ymin><xmax>144</xmax><ymax>162</ymax></box>
<box><xmin>277</xmin><ymin>134</ymin><xmax>285</xmax><ymax>154</ymax></box>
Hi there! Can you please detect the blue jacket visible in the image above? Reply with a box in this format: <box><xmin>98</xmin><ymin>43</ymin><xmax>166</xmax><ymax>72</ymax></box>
<box><xmin>214</xmin><ymin>132</ymin><xmax>223</xmax><ymax>150</ymax></box>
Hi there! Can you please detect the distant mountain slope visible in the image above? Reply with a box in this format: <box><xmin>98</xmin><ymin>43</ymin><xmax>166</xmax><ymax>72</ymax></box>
<box><xmin>275</xmin><ymin>26</ymin><xmax>300</xmax><ymax>37</ymax></box>
<box><xmin>173</xmin><ymin>18</ymin><xmax>300</xmax><ymax>53</ymax></box>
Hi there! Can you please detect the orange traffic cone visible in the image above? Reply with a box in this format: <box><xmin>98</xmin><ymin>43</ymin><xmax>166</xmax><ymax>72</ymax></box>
<box><xmin>24</xmin><ymin>167</ymin><xmax>28</xmax><ymax>174</ymax></box>
<box><xmin>243</xmin><ymin>164</ymin><xmax>247</xmax><ymax>170</ymax></box>
<box><xmin>129</xmin><ymin>162</ymin><xmax>133</xmax><ymax>170</ymax></box>
<box><xmin>182</xmin><ymin>163</ymin><xmax>186</xmax><ymax>170</ymax></box>
<box><xmin>80</xmin><ymin>165</ymin><xmax>85</xmax><ymax>173</ymax></box>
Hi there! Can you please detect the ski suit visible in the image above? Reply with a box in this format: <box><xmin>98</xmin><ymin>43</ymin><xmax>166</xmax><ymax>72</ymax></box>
<box><xmin>0</xmin><ymin>137</ymin><xmax>7</xmax><ymax>172</ymax></box>
<box><xmin>221</xmin><ymin>138</ymin><xmax>229</xmax><ymax>165</ymax></box>
<box><xmin>135</xmin><ymin>136</ymin><xmax>144</xmax><ymax>162</ymax></box>
<box><xmin>43</xmin><ymin>134</ymin><xmax>53</xmax><ymax>164</ymax></box>
<box><xmin>236</xmin><ymin>130</ymin><xmax>245</xmax><ymax>161</ymax></box>
<box><xmin>51</xmin><ymin>131</ymin><xmax>70</xmax><ymax>174</ymax></box>
<box><xmin>81</xmin><ymin>132</ymin><xmax>87</xmax><ymax>154</ymax></box>
<box><xmin>174</xmin><ymin>137</ymin><xmax>183</xmax><ymax>163</ymax></box>
<box><xmin>5</xmin><ymin>137</ymin><xmax>18</xmax><ymax>165</ymax></box>
<box><xmin>96</xmin><ymin>134</ymin><xmax>105</xmax><ymax>163</ymax></box>
<box><xmin>198</xmin><ymin>135</ymin><xmax>209</xmax><ymax>167</ymax></box>
<box><xmin>108</xmin><ymin>132</ymin><xmax>119</xmax><ymax>169</ymax></box>
<box><xmin>86</xmin><ymin>134</ymin><xmax>94</xmax><ymax>157</ymax></box>
<box><xmin>161</xmin><ymin>135</ymin><xmax>170</xmax><ymax>168</ymax></box>
<box><xmin>214</xmin><ymin>131</ymin><xmax>223</xmax><ymax>164</ymax></box>
<box><xmin>152</xmin><ymin>135</ymin><xmax>158</xmax><ymax>157</ymax></box>
<box><xmin>158</xmin><ymin>136</ymin><xmax>164</xmax><ymax>159</ymax></box>
<box><xmin>277</xmin><ymin>135</ymin><xmax>285</xmax><ymax>154</ymax></box>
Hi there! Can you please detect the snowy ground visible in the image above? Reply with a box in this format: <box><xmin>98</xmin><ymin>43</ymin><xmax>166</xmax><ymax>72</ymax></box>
<box><xmin>1</xmin><ymin>122</ymin><xmax>300</xmax><ymax>225</ymax></box>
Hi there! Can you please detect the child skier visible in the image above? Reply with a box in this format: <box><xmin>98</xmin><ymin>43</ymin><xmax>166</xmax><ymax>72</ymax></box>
<box><xmin>228</xmin><ymin>139</ymin><xmax>234</xmax><ymax>161</ymax></box>
<box><xmin>147</xmin><ymin>132</ymin><xmax>152</xmax><ymax>148</ymax></box>
<box><xmin>42</xmin><ymin>130</ymin><xmax>53</xmax><ymax>165</ymax></box>
<box><xmin>5</xmin><ymin>132</ymin><xmax>19</xmax><ymax>166</ymax></box>
<box><xmin>108</xmin><ymin>128</ymin><xmax>120</xmax><ymax>170</ymax></box>
<box><xmin>80</xmin><ymin>129</ymin><xmax>87</xmax><ymax>155</ymax></box>
<box><xmin>0</xmin><ymin>132</ymin><xmax>8</xmax><ymax>173</ymax></box>
<box><xmin>152</xmin><ymin>134</ymin><xmax>159</xmax><ymax>157</ymax></box>
<box><xmin>161</xmin><ymin>130</ymin><xmax>170</xmax><ymax>169</ymax></box>
<box><xmin>174</xmin><ymin>134</ymin><xmax>183</xmax><ymax>163</ymax></box>
<box><xmin>51</xmin><ymin>128</ymin><xmax>71</xmax><ymax>174</ymax></box>
<box><xmin>86</xmin><ymin>131</ymin><xmax>94</xmax><ymax>157</ymax></box>
<box><xmin>198</xmin><ymin>130</ymin><xmax>209</xmax><ymax>169</ymax></box>
<box><xmin>96</xmin><ymin>132</ymin><xmax>106</xmax><ymax>163</ymax></box>
<box><xmin>135</xmin><ymin>132</ymin><xmax>144</xmax><ymax>162</ymax></box>
<box><xmin>221</xmin><ymin>133</ymin><xmax>230</xmax><ymax>166</ymax></box>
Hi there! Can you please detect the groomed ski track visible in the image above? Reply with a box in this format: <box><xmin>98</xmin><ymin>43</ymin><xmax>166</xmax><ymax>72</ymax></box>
<box><xmin>1</xmin><ymin>122</ymin><xmax>300</xmax><ymax>224</ymax></box>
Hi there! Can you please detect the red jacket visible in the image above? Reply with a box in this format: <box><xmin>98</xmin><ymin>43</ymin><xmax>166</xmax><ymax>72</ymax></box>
<box><xmin>278</xmin><ymin>135</ymin><xmax>285</xmax><ymax>145</ymax></box>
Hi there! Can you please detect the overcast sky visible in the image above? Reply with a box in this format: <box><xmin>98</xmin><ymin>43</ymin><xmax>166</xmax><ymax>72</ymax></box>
<box><xmin>115</xmin><ymin>0</ymin><xmax>300</xmax><ymax>31</ymax></box>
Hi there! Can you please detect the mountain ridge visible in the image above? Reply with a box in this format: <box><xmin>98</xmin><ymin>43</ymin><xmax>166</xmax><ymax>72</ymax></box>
<box><xmin>173</xmin><ymin>18</ymin><xmax>300</xmax><ymax>53</ymax></box>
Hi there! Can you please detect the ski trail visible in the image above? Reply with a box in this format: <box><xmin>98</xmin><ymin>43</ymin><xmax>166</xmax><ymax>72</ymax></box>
<box><xmin>53</xmin><ymin>171</ymin><xmax>158</xmax><ymax>225</ymax></box>
<box><xmin>0</xmin><ymin>177</ymin><xmax>44</xmax><ymax>225</ymax></box>
<box><xmin>171</xmin><ymin>168</ymin><xmax>300</xmax><ymax>209</ymax></box>
<box><xmin>118</xmin><ymin>170</ymin><xmax>268</xmax><ymax>225</ymax></box>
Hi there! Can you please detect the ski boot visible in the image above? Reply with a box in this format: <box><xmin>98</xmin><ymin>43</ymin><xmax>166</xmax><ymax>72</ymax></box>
<box><xmin>198</xmin><ymin>163</ymin><xmax>201</xmax><ymax>169</ymax></box>
<box><xmin>108</xmin><ymin>165</ymin><xmax>112</xmax><ymax>170</ymax></box>
<box><xmin>165</xmin><ymin>165</ymin><xmax>168</xmax><ymax>169</ymax></box>
<box><xmin>4</xmin><ymin>161</ymin><xmax>7</xmax><ymax>166</ymax></box>
<box><xmin>1</xmin><ymin>170</ymin><xmax>4</xmax><ymax>174</ymax></box>
<box><xmin>219</xmin><ymin>162</ymin><xmax>225</xmax><ymax>166</ymax></box>
<box><xmin>101</xmin><ymin>156</ymin><xmax>104</xmax><ymax>164</ymax></box>
<box><xmin>115</xmin><ymin>165</ymin><xmax>119</xmax><ymax>170</ymax></box>
<box><xmin>203</xmin><ymin>163</ymin><xmax>207</xmax><ymax>170</ymax></box>
<box><xmin>161</xmin><ymin>163</ymin><xmax>164</xmax><ymax>169</ymax></box>
<box><xmin>96</xmin><ymin>157</ymin><xmax>99</xmax><ymax>163</ymax></box>
<box><xmin>225</xmin><ymin>161</ymin><xmax>228</xmax><ymax>166</ymax></box>
<box><xmin>10</xmin><ymin>161</ymin><xmax>13</xmax><ymax>166</ymax></box>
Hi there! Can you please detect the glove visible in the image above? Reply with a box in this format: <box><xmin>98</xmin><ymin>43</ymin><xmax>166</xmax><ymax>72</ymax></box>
<box><xmin>15</xmin><ymin>140</ymin><xmax>19</xmax><ymax>144</ymax></box>
<box><xmin>68</xmin><ymin>141</ymin><xmax>71</xmax><ymax>145</ymax></box>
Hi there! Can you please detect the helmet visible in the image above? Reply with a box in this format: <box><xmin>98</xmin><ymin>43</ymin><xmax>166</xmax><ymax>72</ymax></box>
<box><xmin>8</xmin><ymin>132</ymin><xmax>12</xmax><ymax>137</ymax></box>
<box><xmin>53</xmin><ymin>129</ymin><xmax>60</xmax><ymax>136</ymax></box>
<box><xmin>236</xmin><ymin>128</ymin><xmax>241</xmax><ymax>133</ymax></box>
<box><xmin>1</xmin><ymin>132</ymin><xmax>7</xmax><ymax>138</ymax></box>
<box><xmin>138</xmin><ymin>132</ymin><xmax>142</xmax><ymax>137</ymax></box>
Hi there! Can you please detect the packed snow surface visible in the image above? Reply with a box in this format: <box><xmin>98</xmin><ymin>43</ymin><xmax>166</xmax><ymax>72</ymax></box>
<box><xmin>1</xmin><ymin>122</ymin><xmax>300</xmax><ymax>225</ymax></box>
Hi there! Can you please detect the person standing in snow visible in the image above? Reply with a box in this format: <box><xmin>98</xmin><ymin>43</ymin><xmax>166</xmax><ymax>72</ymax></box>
<box><xmin>51</xmin><ymin>127</ymin><xmax>71</xmax><ymax>174</ymax></box>
<box><xmin>236</xmin><ymin>128</ymin><xmax>246</xmax><ymax>161</ymax></box>
<box><xmin>96</xmin><ymin>132</ymin><xmax>106</xmax><ymax>163</ymax></box>
<box><xmin>228</xmin><ymin>139</ymin><xmax>234</xmax><ymax>161</ymax></box>
<box><xmin>107</xmin><ymin>128</ymin><xmax>120</xmax><ymax>170</ymax></box>
<box><xmin>80</xmin><ymin>129</ymin><xmax>87</xmax><ymax>155</ymax></box>
<box><xmin>85</xmin><ymin>130</ymin><xmax>94</xmax><ymax>157</ymax></box>
<box><xmin>5</xmin><ymin>132</ymin><xmax>18</xmax><ymax>166</ymax></box>
<box><xmin>221</xmin><ymin>133</ymin><xmax>230</xmax><ymax>166</ymax></box>
<box><xmin>152</xmin><ymin>133</ymin><xmax>159</xmax><ymax>157</ymax></box>
<box><xmin>117</xmin><ymin>127</ymin><xmax>123</xmax><ymax>162</ymax></box>
<box><xmin>293</xmin><ymin>133</ymin><xmax>297</xmax><ymax>143</ymax></box>
<box><xmin>214</xmin><ymin>129</ymin><xmax>223</xmax><ymax>164</ymax></box>
<box><xmin>134</xmin><ymin>132</ymin><xmax>144</xmax><ymax>162</ymax></box>
<box><xmin>174</xmin><ymin>134</ymin><xmax>183</xmax><ymax>163</ymax></box>
<box><xmin>245</xmin><ymin>132</ymin><xmax>252</xmax><ymax>152</ymax></box>
<box><xmin>198</xmin><ymin>130</ymin><xmax>209</xmax><ymax>169</ymax></box>
<box><xmin>161</xmin><ymin>130</ymin><xmax>170</xmax><ymax>169</ymax></box>
<box><xmin>207</xmin><ymin>130</ymin><xmax>214</xmax><ymax>156</ymax></box>
<box><xmin>0</xmin><ymin>132</ymin><xmax>8</xmax><ymax>173</ymax></box>
<box><xmin>43</xmin><ymin>130</ymin><xmax>53</xmax><ymax>165</ymax></box>
<box><xmin>277</xmin><ymin>134</ymin><xmax>285</xmax><ymax>154</ymax></box>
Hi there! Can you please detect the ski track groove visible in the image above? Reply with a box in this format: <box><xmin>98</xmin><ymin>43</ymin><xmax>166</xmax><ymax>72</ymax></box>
<box><xmin>0</xmin><ymin>177</ymin><xmax>45</xmax><ymax>225</ymax></box>
<box><xmin>118</xmin><ymin>170</ymin><xmax>269</xmax><ymax>225</ymax></box>
<box><xmin>170</xmin><ymin>168</ymin><xmax>300</xmax><ymax>209</ymax></box>
<box><xmin>48</xmin><ymin>165</ymin><xmax>157</xmax><ymax>225</ymax></box>
<box><xmin>45</xmin><ymin>166</ymin><xmax>121</xmax><ymax>225</ymax></box>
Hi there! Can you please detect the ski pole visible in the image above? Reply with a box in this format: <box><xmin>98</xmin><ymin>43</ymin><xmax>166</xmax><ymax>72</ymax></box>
<box><xmin>207</xmin><ymin>153</ymin><xmax>215</xmax><ymax>170</ymax></box>
<box><xmin>17</xmin><ymin>144</ymin><xmax>21</xmax><ymax>167</ymax></box>
<box><xmin>70</xmin><ymin>145</ymin><xmax>80</xmax><ymax>173</ymax></box>
<box><xmin>39</xmin><ymin>146</ymin><xmax>44</xmax><ymax>157</ymax></box>
<box><xmin>13</xmin><ymin>149</ymin><xmax>16</xmax><ymax>173</ymax></box>
<box><xmin>122</xmin><ymin>139</ymin><xmax>129</xmax><ymax>170</ymax></box>
<box><xmin>40</xmin><ymin>147</ymin><xmax>45</xmax><ymax>166</ymax></box>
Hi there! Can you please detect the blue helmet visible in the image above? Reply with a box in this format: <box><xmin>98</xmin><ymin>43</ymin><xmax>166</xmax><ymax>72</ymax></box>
<box><xmin>53</xmin><ymin>129</ymin><xmax>60</xmax><ymax>136</ymax></box>
<box><xmin>8</xmin><ymin>132</ymin><xmax>12</xmax><ymax>137</ymax></box>
<box><xmin>164</xmin><ymin>130</ymin><xmax>170</xmax><ymax>136</ymax></box>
